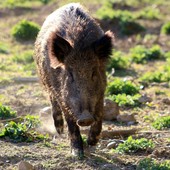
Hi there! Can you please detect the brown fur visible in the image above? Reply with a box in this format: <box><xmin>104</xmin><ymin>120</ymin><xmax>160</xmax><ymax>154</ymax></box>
<box><xmin>34</xmin><ymin>3</ymin><xmax>114</xmax><ymax>157</ymax></box>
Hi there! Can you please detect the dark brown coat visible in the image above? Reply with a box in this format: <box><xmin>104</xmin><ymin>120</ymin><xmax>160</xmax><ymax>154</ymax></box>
<box><xmin>34</xmin><ymin>3</ymin><xmax>114</xmax><ymax>157</ymax></box>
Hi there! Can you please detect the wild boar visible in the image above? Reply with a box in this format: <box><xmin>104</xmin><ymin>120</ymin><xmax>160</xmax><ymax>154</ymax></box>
<box><xmin>34</xmin><ymin>3</ymin><xmax>114</xmax><ymax>157</ymax></box>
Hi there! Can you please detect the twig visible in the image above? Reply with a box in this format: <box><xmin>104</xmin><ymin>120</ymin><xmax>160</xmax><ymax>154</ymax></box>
<box><xmin>12</xmin><ymin>77</ymin><xmax>39</xmax><ymax>83</ymax></box>
<box><xmin>101</xmin><ymin>128</ymin><xmax>139</xmax><ymax>138</ymax></box>
<box><xmin>0</xmin><ymin>116</ymin><xmax>23</xmax><ymax>123</ymax></box>
<box><xmin>138</xmin><ymin>130</ymin><xmax>170</xmax><ymax>134</ymax></box>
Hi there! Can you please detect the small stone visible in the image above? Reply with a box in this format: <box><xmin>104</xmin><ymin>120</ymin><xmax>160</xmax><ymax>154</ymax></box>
<box><xmin>117</xmin><ymin>113</ymin><xmax>136</xmax><ymax>123</ymax></box>
<box><xmin>106</xmin><ymin>139</ymin><xmax>124</xmax><ymax>149</ymax></box>
<box><xmin>127</xmin><ymin>121</ymin><xmax>136</xmax><ymax>126</ymax></box>
<box><xmin>107</xmin><ymin>141</ymin><xmax>117</xmax><ymax>149</ymax></box>
<box><xmin>18</xmin><ymin>161</ymin><xmax>34</xmax><ymax>170</ymax></box>
<box><xmin>160</xmin><ymin>82</ymin><xmax>169</xmax><ymax>88</ymax></box>
<box><xmin>103</xmin><ymin>99</ymin><xmax>120</xmax><ymax>121</ymax></box>
<box><xmin>162</xmin><ymin>98</ymin><xmax>170</xmax><ymax>105</ymax></box>
<box><xmin>39</xmin><ymin>106</ymin><xmax>51</xmax><ymax>116</ymax></box>
<box><xmin>138</xmin><ymin>95</ymin><xmax>152</xmax><ymax>103</ymax></box>
<box><xmin>101</xmin><ymin>163</ymin><xmax>120</xmax><ymax>170</ymax></box>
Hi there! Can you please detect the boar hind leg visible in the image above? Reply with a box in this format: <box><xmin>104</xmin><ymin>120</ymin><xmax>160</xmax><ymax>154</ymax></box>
<box><xmin>51</xmin><ymin>99</ymin><xmax>64</xmax><ymax>134</ymax></box>
<box><xmin>65</xmin><ymin>116</ymin><xmax>84</xmax><ymax>158</ymax></box>
<box><xmin>87</xmin><ymin>119</ymin><xmax>102</xmax><ymax>146</ymax></box>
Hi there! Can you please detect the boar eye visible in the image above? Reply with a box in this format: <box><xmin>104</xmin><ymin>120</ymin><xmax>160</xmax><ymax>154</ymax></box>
<box><xmin>69</xmin><ymin>71</ymin><xmax>74</xmax><ymax>82</ymax></box>
<box><xmin>91</xmin><ymin>69</ymin><xmax>97</xmax><ymax>81</ymax></box>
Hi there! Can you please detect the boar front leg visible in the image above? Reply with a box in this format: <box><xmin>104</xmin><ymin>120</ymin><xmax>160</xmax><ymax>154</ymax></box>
<box><xmin>50</xmin><ymin>98</ymin><xmax>64</xmax><ymax>134</ymax></box>
<box><xmin>65</xmin><ymin>115</ymin><xmax>84</xmax><ymax>158</ymax></box>
<box><xmin>87</xmin><ymin>119</ymin><xmax>102</xmax><ymax>145</ymax></box>
<box><xmin>87</xmin><ymin>99</ymin><xmax>103</xmax><ymax>146</ymax></box>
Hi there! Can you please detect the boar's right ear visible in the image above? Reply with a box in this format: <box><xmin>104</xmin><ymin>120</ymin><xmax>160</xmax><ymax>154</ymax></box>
<box><xmin>93</xmin><ymin>30</ymin><xmax>114</xmax><ymax>60</ymax></box>
<box><xmin>48</xmin><ymin>32</ymin><xmax>72</xmax><ymax>69</ymax></box>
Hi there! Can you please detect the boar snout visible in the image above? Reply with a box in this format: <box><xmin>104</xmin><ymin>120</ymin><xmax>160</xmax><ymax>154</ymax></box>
<box><xmin>76</xmin><ymin>110</ymin><xmax>94</xmax><ymax>127</ymax></box>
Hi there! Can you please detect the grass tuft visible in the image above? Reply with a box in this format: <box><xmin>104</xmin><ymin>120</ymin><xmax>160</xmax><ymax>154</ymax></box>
<box><xmin>115</xmin><ymin>136</ymin><xmax>155</xmax><ymax>154</ymax></box>
<box><xmin>0</xmin><ymin>103</ymin><xmax>17</xmax><ymax>120</ymax></box>
<box><xmin>107</xmin><ymin>51</ymin><xmax>129</xmax><ymax>71</ymax></box>
<box><xmin>130</xmin><ymin>45</ymin><xmax>164</xmax><ymax>64</ymax></box>
<box><xmin>11</xmin><ymin>20</ymin><xmax>40</xmax><ymax>41</ymax></box>
<box><xmin>152</xmin><ymin>116</ymin><xmax>170</xmax><ymax>130</ymax></box>
<box><xmin>161</xmin><ymin>22</ymin><xmax>170</xmax><ymax>35</ymax></box>
<box><xmin>137</xmin><ymin>158</ymin><xmax>170</xmax><ymax>170</ymax></box>
<box><xmin>0</xmin><ymin>115</ymin><xmax>48</xmax><ymax>142</ymax></box>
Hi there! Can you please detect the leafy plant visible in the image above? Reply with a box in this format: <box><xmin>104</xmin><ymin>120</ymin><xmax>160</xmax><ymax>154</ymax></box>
<box><xmin>106</xmin><ymin>79</ymin><xmax>140</xmax><ymax>96</ymax></box>
<box><xmin>161</xmin><ymin>22</ymin><xmax>170</xmax><ymax>35</ymax></box>
<box><xmin>107</xmin><ymin>93</ymin><xmax>141</xmax><ymax>106</ymax></box>
<box><xmin>130</xmin><ymin>45</ymin><xmax>164</xmax><ymax>64</ymax></box>
<box><xmin>140</xmin><ymin>68</ymin><xmax>170</xmax><ymax>83</ymax></box>
<box><xmin>137</xmin><ymin>158</ymin><xmax>170</xmax><ymax>170</ymax></box>
<box><xmin>97</xmin><ymin>7</ymin><xmax>133</xmax><ymax>21</ymax></box>
<box><xmin>152</xmin><ymin>116</ymin><xmax>170</xmax><ymax>130</ymax></box>
<box><xmin>0</xmin><ymin>103</ymin><xmax>17</xmax><ymax>119</ymax></box>
<box><xmin>106</xmin><ymin>79</ymin><xmax>141</xmax><ymax>106</ymax></box>
<box><xmin>11</xmin><ymin>20</ymin><xmax>40</xmax><ymax>41</ymax></box>
<box><xmin>136</xmin><ymin>7</ymin><xmax>160</xmax><ymax>20</ymax></box>
<box><xmin>115</xmin><ymin>136</ymin><xmax>155</xmax><ymax>154</ymax></box>
<box><xmin>0</xmin><ymin>115</ymin><xmax>48</xmax><ymax>142</ymax></box>
<box><xmin>107</xmin><ymin>51</ymin><xmax>129</xmax><ymax>71</ymax></box>
<box><xmin>96</xmin><ymin>6</ymin><xmax>145</xmax><ymax>35</ymax></box>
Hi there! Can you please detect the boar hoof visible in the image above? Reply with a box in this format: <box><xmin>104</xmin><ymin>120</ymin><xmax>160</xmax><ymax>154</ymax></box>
<box><xmin>77</xmin><ymin>111</ymin><xmax>94</xmax><ymax>126</ymax></box>
<box><xmin>71</xmin><ymin>149</ymin><xmax>84</xmax><ymax>159</ymax></box>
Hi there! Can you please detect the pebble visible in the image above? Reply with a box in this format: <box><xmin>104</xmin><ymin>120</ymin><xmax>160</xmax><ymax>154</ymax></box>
<box><xmin>103</xmin><ymin>99</ymin><xmax>120</xmax><ymax>121</ymax></box>
<box><xmin>18</xmin><ymin>161</ymin><xmax>34</xmax><ymax>170</ymax></box>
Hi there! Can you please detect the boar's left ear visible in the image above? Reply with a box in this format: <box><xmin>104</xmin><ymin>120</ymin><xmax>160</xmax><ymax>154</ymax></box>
<box><xmin>48</xmin><ymin>32</ymin><xmax>72</xmax><ymax>69</ymax></box>
<box><xmin>93</xmin><ymin>30</ymin><xmax>114</xmax><ymax>60</ymax></box>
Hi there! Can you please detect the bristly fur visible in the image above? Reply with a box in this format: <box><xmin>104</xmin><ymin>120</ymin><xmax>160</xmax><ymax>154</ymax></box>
<box><xmin>47</xmin><ymin>32</ymin><xmax>72</xmax><ymax>68</ymax></box>
<box><xmin>93</xmin><ymin>30</ymin><xmax>114</xmax><ymax>60</ymax></box>
<box><xmin>34</xmin><ymin>3</ymin><xmax>114</xmax><ymax>157</ymax></box>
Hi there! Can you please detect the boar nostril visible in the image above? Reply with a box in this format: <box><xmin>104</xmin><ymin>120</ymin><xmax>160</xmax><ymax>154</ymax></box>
<box><xmin>76</xmin><ymin>110</ymin><xmax>94</xmax><ymax>127</ymax></box>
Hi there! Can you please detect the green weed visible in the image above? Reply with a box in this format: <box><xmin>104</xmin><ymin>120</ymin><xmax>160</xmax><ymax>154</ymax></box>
<box><xmin>97</xmin><ymin>7</ymin><xmax>133</xmax><ymax>21</ymax></box>
<box><xmin>152</xmin><ymin>116</ymin><xmax>170</xmax><ymax>130</ymax></box>
<box><xmin>106</xmin><ymin>79</ymin><xmax>141</xmax><ymax>106</ymax></box>
<box><xmin>115</xmin><ymin>136</ymin><xmax>155</xmax><ymax>154</ymax></box>
<box><xmin>106</xmin><ymin>79</ymin><xmax>140</xmax><ymax>96</ymax></box>
<box><xmin>107</xmin><ymin>93</ymin><xmax>141</xmax><ymax>106</ymax></box>
<box><xmin>161</xmin><ymin>22</ymin><xmax>170</xmax><ymax>35</ymax></box>
<box><xmin>136</xmin><ymin>7</ymin><xmax>160</xmax><ymax>20</ymax></box>
<box><xmin>137</xmin><ymin>158</ymin><xmax>170</xmax><ymax>170</ymax></box>
<box><xmin>0</xmin><ymin>115</ymin><xmax>48</xmax><ymax>142</ymax></box>
<box><xmin>130</xmin><ymin>45</ymin><xmax>164</xmax><ymax>64</ymax></box>
<box><xmin>0</xmin><ymin>103</ymin><xmax>17</xmax><ymax>119</ymax></box>
<box><xmin>11</xmin><ymin>20</ymin><xmax>40</xmax><ymax>41</ymax></box>
<box><xmin>96</xmin><ymin>6</ymin><xmax>145</xmax><ymax>35</ymax></box>
<box><xmin>107</xmin><ymin>51</ymin><xmax>129</xmax><ymax>71</ymax></box>
<box><xmin>140</xmin><ymin>68</ymin><xmax>170</xmax><ymax>83</ymax></box>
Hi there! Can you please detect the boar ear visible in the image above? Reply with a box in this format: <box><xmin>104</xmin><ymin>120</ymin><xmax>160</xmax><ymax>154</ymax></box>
<box><xmin>48</xmin><ymin>32</ymin><xmax>72</xmax><ymax>68</ymax></box>
<box><xmin>93</xmin><ymin>30</ymin><xmax>114</xmax><ymax>60</ymax></box>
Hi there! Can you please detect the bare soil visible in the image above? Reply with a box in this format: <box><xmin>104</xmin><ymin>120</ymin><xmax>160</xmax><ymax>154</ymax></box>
<box><xmin>0</xmin><ymin>1</ymin><xmax>170</xmax><ymax>170</ymax></box>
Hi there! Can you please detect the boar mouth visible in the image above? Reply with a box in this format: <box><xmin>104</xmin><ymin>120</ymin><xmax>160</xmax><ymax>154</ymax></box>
<box><xmin>76</xmin><ymin>110</ymin><xmax>94</xmax><ymax>127</ymax></box>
